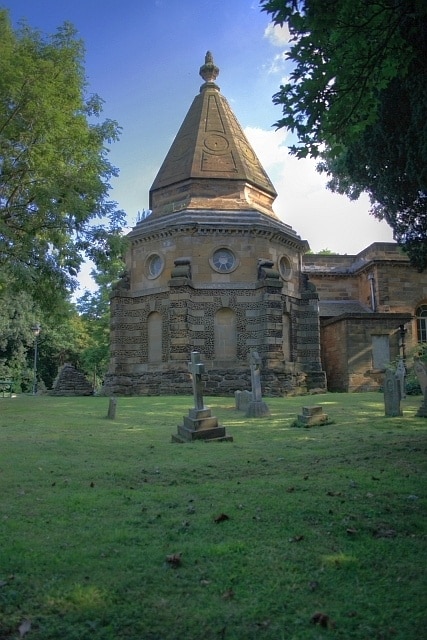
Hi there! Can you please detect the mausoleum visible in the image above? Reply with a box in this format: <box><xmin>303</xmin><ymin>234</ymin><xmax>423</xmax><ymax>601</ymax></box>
<box><xmin>103</xmin><ymin>53</ymin><xmax>325</xmax><ymax>396</ymax></box>
<box><xmin>103</xmin><ymin>53</ymin><xmax>427</xmax><ymax>396</ymax></box>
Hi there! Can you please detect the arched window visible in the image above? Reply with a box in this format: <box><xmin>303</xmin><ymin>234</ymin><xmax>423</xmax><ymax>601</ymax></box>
<box><xmin>214</xmin><ymin>308</ymin><xmax>237</xmax><ymax>360</ymax></box>
<box><xmin>282</xmin><ymin>313</ymin><xmax>291</xmax><ymax>361</ymax></box>
<box><xmin>416</xmin><ymin>304</ymin><xmax>427</xmax><ymax>343</ymax></box>
<box><xmin>147</xmin><ymin>312</ymin><xmax>162</xmax><ymax>363</ymax></box>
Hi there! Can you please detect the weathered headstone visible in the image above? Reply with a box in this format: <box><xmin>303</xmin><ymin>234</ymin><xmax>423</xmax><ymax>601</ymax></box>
<box><xmin>413</xmin><ymin>358</ymin><xmax>427</xmax><ymax>396</ymax></box>
<box><xmin>295</xmin><ymin>405</ymin><xmax>329</xmax><ymax>427</ymax></box>
<box><xmin>172</xmin><ymin>352</ymin><xmax>233</xmax><ymax>442</ymax></box>
<box><xmin>107</xmin><ymin>397</ymin><xmax>117</xmax><ymax>419</ymax></box>
<box><xmin>416</xmin><ymin>387</ymin><xmax>427</xmax><ymax>418</ymax></box>
<box><xmin>235</xmin><ymin>389</ymin><xmax>252</xmax><ymax>411</ymax></box>
<box><xmin>245</xmin><ymin>351</ymin><xmax>270</xmax><ymax>418</ymax></box>
<box><xmin>384</xmin><ymin>368</ymin><xmax>402</xmax><ymax>417</ymax></box>
<box><xmin>395</xmin><ymin>358</ymin><xmax>406</xmax><ymax>399</ymax></box>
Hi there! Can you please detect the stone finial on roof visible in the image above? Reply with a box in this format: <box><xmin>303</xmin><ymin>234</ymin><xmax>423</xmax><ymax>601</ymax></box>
<box><xmin>199</xmin><ymin>51</ymin><xmax>219</xmax><ymax>86</ymax></box>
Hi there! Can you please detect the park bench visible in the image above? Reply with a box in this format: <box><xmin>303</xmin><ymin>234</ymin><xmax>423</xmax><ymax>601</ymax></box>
<box><xmin>0</xmin><ymin>379</ymin><xmax>14</xmax><ymax>397</ymax></box>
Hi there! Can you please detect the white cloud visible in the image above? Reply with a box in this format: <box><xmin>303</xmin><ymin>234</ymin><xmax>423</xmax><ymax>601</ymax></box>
<box><xmin>264</xmin><ymin>23</ymin><xmax>291</xmax><ymax>47</ymax></box>
<box><xmin>265</xmin><ymin>52</ymin><xmax>289</xmax><ymax>75</ymax></box>
<box><xmin>246</xmin><ymin>126</ymin><xmax>394</xmax><ymax>254</ymax></box>
<box><xmin>263</xmin><ymin>24</ymin><xmax>291</xmax><ymax>75</ymax></box>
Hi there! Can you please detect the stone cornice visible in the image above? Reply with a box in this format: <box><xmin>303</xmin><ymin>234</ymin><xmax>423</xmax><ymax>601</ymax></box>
<box><xmin>129</xmin><ymin>209</ymin><xmax>309</xmax><ymax>251</ymax></box>
<box><xmin>322</xmin><ymin>311</ymin><xmax>413</xmax><ymax>326</ymax></box>
<box><xmin>303</xmin><ymin>258</ymin><xmax>413</xmax><ymax>277</ymax></box>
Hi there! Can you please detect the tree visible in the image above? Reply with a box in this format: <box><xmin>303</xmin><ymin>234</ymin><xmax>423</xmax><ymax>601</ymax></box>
<box><xmin>0</xmin><ymin>10</ymin><xmax>126</xmax><ymax>309</ymax></box>
<box><xmin>76</xmin><ymin>255</ymin><xmax>126</xmax><ymax>388</ymax></box>
<box><xmin>260</xmin><ymin>0</ymin><xmax>427</xmax><ymax>270</ymax></box>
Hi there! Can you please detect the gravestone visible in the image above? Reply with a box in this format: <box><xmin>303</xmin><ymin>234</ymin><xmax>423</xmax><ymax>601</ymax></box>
<box><xmin>235</xmin><ymin>389</ymin><xmax>252</xmax><ymax>411</ymax></box>
<box><xmin>295</xmin><ymin>405</ymin><xmax>329</xmax><ymax>427</ymax></box>
<box><xmin>395</xmin><ymin>358</ymin><xmax>406</xmax><ymax>399</ymax></box>
<box><xmin>172</xmin><ymin>352</ymin><xmax>233</xmax><ymax>442</ymax></box>
<box><xmin>413</xmin><ymin>358</ymin><xmax>427</xmax><ymax>396</ymax></box>
<box><xmin>245</xmin><ymin>351</ymin><xmax>270</xmax><ymax>418</ymax></box>
<box><xmin>107</xmin><ymin>397</ymin><xmax>117</xmax><ymax>419</ymax></box>
<box><xmin>384</xmin><ymin>368</ymin><xmax>402</xmax><ymax>417</ymax></box>
<box><xmin>416</xmin><ymin>387</ymin><xmax>427</xmax><ymax>417</ymax></box>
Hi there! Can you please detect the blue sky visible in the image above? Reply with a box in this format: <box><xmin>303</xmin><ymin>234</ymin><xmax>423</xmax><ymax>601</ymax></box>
<box><xmin>5</xmin><ymin>0</ymin><xmax>394</xmax><ymax>291</ymax></box>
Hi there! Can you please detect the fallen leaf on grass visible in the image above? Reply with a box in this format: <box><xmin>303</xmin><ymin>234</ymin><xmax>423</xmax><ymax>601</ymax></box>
<box><xmin>373</xmin><ymin>528</ymin><xmax>397</xmax><ymax>539</ymax></box>
<box><xmin>289</xmin><ymin>535</ymin><xmax>304</xmax><ymax>543</ymax></box>
<box><xmin>311</xmin><ymin>612</ymin><xmax>335</xmax><ymax>629</ymax></box>
<box><xmin>19</xmin><ymin>619</ymin><xmax>31</xmax><ymax>637</ymax></box>
<box><xmin>214</xmin><ymin>513</ymin><xmax>229</xmax><ymax>523</ymax></box>
<box><xmin>166</xmin><ymin>553</ymin><xmax>182</xmax><ymax>567</ymax></box>
<box><xmin>255</xmin><ymin>619</ymin><xmax>270</xmax><ymax>628</ymax></box>
<box><xmin>346</xmin><ymin>527</ymin><xmax>358</xmax><ymax>535</ymax></box>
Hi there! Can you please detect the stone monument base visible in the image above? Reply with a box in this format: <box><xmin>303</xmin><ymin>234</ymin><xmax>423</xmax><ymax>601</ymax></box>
<box><xmin>245</xmin><ymin>400</ymin><xmax>270</xmax><ymax>418</ymax></box>
<box><xmin>294</xmin><ymin>405</ymin><xmax>329</xmax><ymax>427</ymax></box>
<box><xmin>172</xmin><ymin>407</ymin><xmax>233</xmax><ymax>443</ymax></box>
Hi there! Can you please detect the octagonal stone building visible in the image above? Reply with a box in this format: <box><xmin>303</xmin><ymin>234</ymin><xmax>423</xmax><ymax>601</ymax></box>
<box><xmin>103</xmin><ymin>53</ymin><xmax>326</xmax><ymax>396</ymax></box>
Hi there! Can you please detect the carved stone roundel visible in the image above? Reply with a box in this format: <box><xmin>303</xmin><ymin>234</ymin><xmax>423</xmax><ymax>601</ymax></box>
<box><xmin>204</xmin><ymin>134</ymin><xmax>229</xmax><ymax>153</ymax></box>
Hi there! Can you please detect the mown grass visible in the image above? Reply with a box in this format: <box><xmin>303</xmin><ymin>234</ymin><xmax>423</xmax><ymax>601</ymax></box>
<box><xmin>0</xmin><ymin>393</ymin><xmax>426</xmax><ymax>639</ymax></box>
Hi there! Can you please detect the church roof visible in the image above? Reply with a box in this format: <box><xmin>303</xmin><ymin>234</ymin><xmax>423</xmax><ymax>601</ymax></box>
<box><xmin>149</xmin><ymin>52</ymin><xmax>278</xmax><ymax>217</ymax></box>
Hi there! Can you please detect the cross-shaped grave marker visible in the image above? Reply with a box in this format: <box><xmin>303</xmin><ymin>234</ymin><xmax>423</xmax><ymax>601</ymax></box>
<box><xmin>172</xmin><ymin>351</ymin><xmax>233</xmax><ymax>442</ymax></box>
<box><xmin>188</xmin><ymin>351</ymin><xmax>205</xmax><ymax>410</ymax></box>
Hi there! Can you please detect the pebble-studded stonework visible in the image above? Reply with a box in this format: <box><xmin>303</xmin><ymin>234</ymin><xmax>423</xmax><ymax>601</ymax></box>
<box><xmin>103</xmin><ymin>282</ymin><xmax>326</xmax><ymax>396</ymax></box>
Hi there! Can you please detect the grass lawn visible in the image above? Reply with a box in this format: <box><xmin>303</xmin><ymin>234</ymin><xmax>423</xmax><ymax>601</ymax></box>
<box><xmin>0</xmin><ymin>392</ymin><xmax>426</xmax><ymax>639</ymax></box>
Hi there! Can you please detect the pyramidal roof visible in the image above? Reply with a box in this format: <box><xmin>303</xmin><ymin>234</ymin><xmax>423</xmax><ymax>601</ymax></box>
<box><xmin>149</xmin><ymin>52</ymin><xmax>279</xmax><ymax>218</ymax></box>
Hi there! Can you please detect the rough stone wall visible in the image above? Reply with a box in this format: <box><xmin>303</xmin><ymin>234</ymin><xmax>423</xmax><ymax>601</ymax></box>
<box><xmin>321</xmin><ymin>320</ymin><xmax>349</xmax><ymax>391</ymax></box>
<box><xmin>322</xmin><ymin>315</ymin><xmax>413</xmax><ymax>392</ymax></box>
<box><xmin>104</xmin><ymin>280</ymin><xmax>326</xmax><ymax>396</ymax></box>
<box><xmin>103</xmin><ymin>364</ymin><xmax>311</xmax><ymax>397</ymax></box>
<box><xmin>50</xmin><ymin>363</ymin><xmax>93</xmax><ymax>396</ymax></box>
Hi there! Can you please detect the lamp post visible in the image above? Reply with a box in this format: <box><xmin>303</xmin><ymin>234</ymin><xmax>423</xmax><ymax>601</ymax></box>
<box><xmin>32</xmin><ymin>324</ymin><xmax>41</xmax><ymax>395</ymax></box>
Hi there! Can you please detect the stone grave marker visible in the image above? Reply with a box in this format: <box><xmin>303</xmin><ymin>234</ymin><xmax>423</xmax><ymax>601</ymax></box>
<box><xmin>245</xmin><ymin>351</ymin><xmax>270</xmax><ymax>418</ymax></box>
<box><xmin>384</xmin><ymin>368</ymin><xmax>402</xmax><ymax>417</ymax></box>
<box><xmin>235</xmin><ymin>389</ymin><xmax>252</xmax><ymax>411</ymax></box>
<box><xmin>413</xmin><ymin>358</ymin><xmax>427</xmax><ymax>396</ymax></box>
<box><xmin>295</xmin><ymin>405</ymin><xmax>329</xmax><ymax>427</ymax></box>
<box><xmin>107</xmin><ymin>397</ymin><xmax>117</xmax><ymax>419</ymax></box>
<box><xmin>416</xmin><ymin>387</ymin><xmax>427</xmax><ymax>417</ymax></box>
<box><xmin>395</xmin><ymin>358</ymin><xmax>406</xmax><ymax>399</ymax></box>
<box><xmin>172</xmin><ymin>352</ymin><xmax>233</xmax><ymax>442</ymax></box>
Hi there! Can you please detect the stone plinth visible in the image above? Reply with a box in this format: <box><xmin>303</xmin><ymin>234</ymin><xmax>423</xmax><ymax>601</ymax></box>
<box><xmin>296</xmin><ymin>405</ymin><xmax>329</xmax><ymax>427</ymax></box>
<box><xmin>246</xmin><ymin>400</ymin><xmax>270</xmax><ymax>418</ymax></box>
<box><xmin>172</xmin><ymin>352</ymin><xmax>233</xmax><ymax>442</ymax></box>
<box><xmin>172</xmin><ymin>406</ymin><xmax>233</xmax><ymax>442</ymax></box>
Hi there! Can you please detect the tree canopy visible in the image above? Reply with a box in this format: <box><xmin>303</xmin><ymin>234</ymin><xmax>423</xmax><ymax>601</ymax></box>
<box><xmin>0</xmin><ymin>9</ymin><xmax>126</xmax><ymax>307</ymax></box>
<box><xmin>260</xmin><ymin>0</ymin><xmax>427</xmax><ymax>270</ymax></box>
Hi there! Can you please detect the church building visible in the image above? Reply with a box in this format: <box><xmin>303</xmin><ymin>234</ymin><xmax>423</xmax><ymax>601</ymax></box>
<box><xmin>103</xmin><ymin>53</ymin><xmax>426</xmax><ymax>396</ymax></box>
